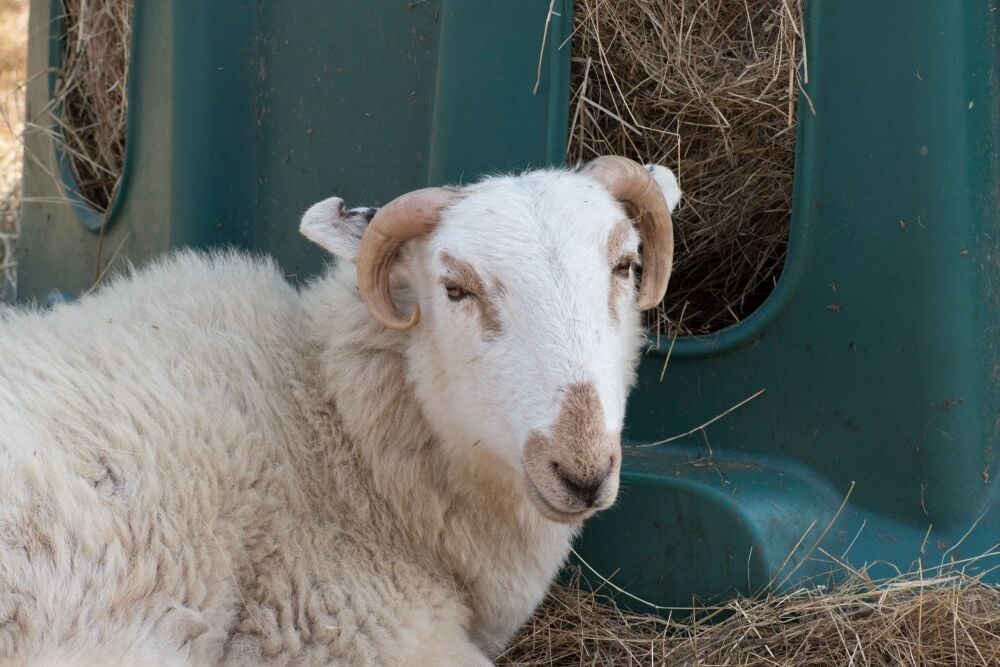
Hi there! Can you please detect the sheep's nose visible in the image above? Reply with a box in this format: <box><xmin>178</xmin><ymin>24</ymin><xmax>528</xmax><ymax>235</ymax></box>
<box><xmin>553</xmin><ymin>463</ymin><xmax>610</xmax><ymax>507</ymax></box>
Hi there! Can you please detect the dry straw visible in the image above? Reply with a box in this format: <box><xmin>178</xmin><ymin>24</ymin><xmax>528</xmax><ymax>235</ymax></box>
<box><xmin>499</xmin><ymin>560</ymin><xmax>1000</xmax><ymax>666</ymax></box>
<box><xmin>569</xmin><ymin>0</ymin><xmax>806</xmax><ymax>336</ymax></box>
<box><xmin>51</xmin><ymin>0</ymin><xmax>131</xmax><ymax>214</ymax></box>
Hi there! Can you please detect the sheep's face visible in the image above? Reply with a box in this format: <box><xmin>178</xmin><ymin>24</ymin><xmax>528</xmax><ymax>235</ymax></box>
<box><xmin>302</xmin><ymin>164</ymin><xmax>680</xmax><ymax>524</ymax></box>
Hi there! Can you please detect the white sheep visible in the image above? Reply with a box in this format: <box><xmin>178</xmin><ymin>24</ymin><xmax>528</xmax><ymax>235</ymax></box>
<box><xmin>0</xmin><ymin>157</ymin><xmax>680</xmax><ymax>666</ymax></box>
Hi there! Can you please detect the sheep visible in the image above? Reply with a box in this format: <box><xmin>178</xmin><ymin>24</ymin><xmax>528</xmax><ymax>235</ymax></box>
<box><xmin>0</xmin><ymin>156</ymin><xmax>681</xmax><ymax>666</ymax></box>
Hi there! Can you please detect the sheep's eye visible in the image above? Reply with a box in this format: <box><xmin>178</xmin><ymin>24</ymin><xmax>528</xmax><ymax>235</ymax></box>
<box><xmin>613</xmin><ymin>259</ymin><xmax>635</xmax><ymax>278</ymax></box>
<box><xmin>445</xmin><ymin>282</ymin><xmax>471</xmax><ymax>301</ymax></box>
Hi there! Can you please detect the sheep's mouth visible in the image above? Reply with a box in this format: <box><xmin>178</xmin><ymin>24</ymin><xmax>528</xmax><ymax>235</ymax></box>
<box><xmin>523</xmin><ymin>474</ymin><xmax>593</xmax><ymax>524</ymax></box>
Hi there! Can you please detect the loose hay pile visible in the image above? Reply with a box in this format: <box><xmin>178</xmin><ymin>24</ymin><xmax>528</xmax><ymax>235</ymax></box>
<box><xmin>569</xmin><ymin>0</ymin><xmax>805</xmax><ymax>336</ymax></box>
<box><xmin>53</xmin><ymin>0</ymin><xmax>131</xmax><ymax>213</ymax></box>
<box><xmin>499</xmin><ymin>565</ymin><xmax>1000</xmax><ymax>666</ymax></box>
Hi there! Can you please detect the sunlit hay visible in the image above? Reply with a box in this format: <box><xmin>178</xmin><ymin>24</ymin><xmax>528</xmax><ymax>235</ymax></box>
<box><xmin>569</xmin><ymin>0</ymin><xmax>806</xmax><ymax>336</ymax></box>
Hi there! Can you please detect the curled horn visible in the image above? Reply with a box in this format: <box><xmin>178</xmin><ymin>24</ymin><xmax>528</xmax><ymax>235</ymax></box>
<box><xmin>356</xmin><ymin>187</ymin><xmax>461</xmax><ymax>330</ymax></box>
<box><xmin>579</xmin><ymin>156</ymin><xmax>675</xmax><ymax>310</ymax></box>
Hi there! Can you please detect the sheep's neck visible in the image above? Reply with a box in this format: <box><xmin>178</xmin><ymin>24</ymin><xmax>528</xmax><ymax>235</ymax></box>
<box><xmin>299</xmin><ymin>270</ymin><xmax>575</xmax><ymax>648</ymax></box>
<box><xmin>323</xmin><ymin>346</ymin><xmax>573</xmax><ymax>649</ymax></box>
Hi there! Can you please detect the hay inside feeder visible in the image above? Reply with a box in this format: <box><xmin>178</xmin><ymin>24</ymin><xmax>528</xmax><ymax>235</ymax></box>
<box><xmin>569</xmin><ymin>0</ymin><xmax>806</xmax><ymax>336</ymax></box>
<box><xmin>53</xmin><ymin>0</ymin><xmax>131</xmax><ymax>214</ymax></box>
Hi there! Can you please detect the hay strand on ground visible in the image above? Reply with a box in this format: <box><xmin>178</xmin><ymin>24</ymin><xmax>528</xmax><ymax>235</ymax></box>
<box><xmin>569</xmin><ymin>0</ymin><xmax>805</xmax><ymax>336</ymax></box>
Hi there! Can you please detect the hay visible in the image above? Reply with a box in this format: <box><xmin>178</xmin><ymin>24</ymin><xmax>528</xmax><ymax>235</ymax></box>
<box><xmin>0</xmin><ymin>0</ymin><xmax>27</xmax><ymax>302</ymax></box>
<box><xmin>499</xmin><ymin>563</ymin><xmax>1000</xmax><ymax>666</ymax></box>
<box><xmin>53</xmin><ymin>0</ymin><xmax>131</xmax><ymax>214</ymax></box>
<box><xmin>569</xmin><ymin>0</ymin><xmax>805</xmax><ymax>336</ymax></box>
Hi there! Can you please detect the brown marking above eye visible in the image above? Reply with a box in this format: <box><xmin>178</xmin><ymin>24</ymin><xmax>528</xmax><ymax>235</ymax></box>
<box><xmin>607</xmin><ymin>219</ymin><xmax>635</xmax><ymax>267</ymax></box>
<box><xmin>440</xmin><ymin>252</ymin><xmax>503</xmax><ymax>339</ymax></box>
<box><xmin>607</xmin><ymin>220</ymin><xmax>639</xmax><ymax>322</ymax></box>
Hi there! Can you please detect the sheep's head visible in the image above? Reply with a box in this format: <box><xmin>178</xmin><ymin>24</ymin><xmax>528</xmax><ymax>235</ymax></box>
<box><xmin>302</xmin><ymin>157</ymin><xmax>681</xmax><ymax>524</ymax></box>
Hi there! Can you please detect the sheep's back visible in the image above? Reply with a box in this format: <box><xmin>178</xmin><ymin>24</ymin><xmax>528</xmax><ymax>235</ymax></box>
<box><xmin>0</xmin><ymin>250</ymin><xmax>309</xmax><ymax>663</ymax></box>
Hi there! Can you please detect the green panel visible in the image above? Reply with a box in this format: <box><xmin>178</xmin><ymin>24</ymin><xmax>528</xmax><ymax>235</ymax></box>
<box><xmin>427</xmin><ymin>2</ymin><xmax>571</xmax><ymax>183</ymax></box>
<box><xmin>250</xmin><ymin>0</ymin><xmax>447</xmax><ymax>277</ymax></box>
<box><xmin>575</xmin><ymin>0</ymin><xmax>1000</xmax><ymax>608</ymax></box>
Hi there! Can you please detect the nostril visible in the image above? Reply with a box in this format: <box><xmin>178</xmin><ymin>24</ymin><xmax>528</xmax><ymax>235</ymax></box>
<box><xmin>554</xmin><ymin>468</ymin><xmax>604</xmax><ymax>507</ymax></box>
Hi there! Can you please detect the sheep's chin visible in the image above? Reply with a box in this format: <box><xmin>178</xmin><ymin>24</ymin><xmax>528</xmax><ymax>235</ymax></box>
<box><xmin>523</xmin><ymin>474</ymin><xmax>594</xmax><ymax>525</ymax></box>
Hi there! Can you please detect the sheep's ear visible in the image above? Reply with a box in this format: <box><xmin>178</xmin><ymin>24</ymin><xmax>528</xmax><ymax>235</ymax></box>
<box><xmin>644</xmin><ymin>165</ymin><xmax>682</xmax><ymax>213</ymax></box>
<box><xmin>300</xmin><ymin>197</ymin><xmax>379</xmax><ymax>262</ymax></box>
